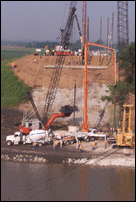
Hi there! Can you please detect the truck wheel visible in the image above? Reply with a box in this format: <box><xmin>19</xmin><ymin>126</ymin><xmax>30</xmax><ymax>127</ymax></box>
<box><xmin>66</xmin><ymin>141</ymin><xmax>70</xmax><ymax>145</ymax></box>
<box><xmin>7</xmin><ymin>141</ymin><xmax>12</xmax><ymax>146</ymax></box>
<box><xmin>90</xmin><ymin>137</ymin><xmax>95</xmax><ymax>141</ymax></box>
<box><xmin>85</xmin><ymin>137</ymin><xmax>90</xmax><ymax>142</ymax></box>
<box><xmin>70</xmin><ymin>140</ymin><xmax>74</xmax><ymax>144</ymax></box>
<box><xmin>38</xmin><ymin>143</ymin><xmax>43</xmax><ymax>147</ymax></box>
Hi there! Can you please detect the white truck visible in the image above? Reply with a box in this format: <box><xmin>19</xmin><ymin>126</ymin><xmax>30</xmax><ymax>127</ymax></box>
<box><xmin>53</xmin><ymin>128</ymin><xmax>107</xmax><ymax>143</ymax></box>
<box><xmin>6</xmin><ymin>129</ymin><xmax>50</xmax><ymax>146</ymax></box>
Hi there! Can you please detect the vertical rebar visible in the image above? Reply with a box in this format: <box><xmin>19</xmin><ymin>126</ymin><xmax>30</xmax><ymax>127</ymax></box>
<box><xmin>82</xmin><ymin>1</ymin><xmax>85</xmax><ymax>63</ymax></box>
<box><xmin>84</xmin><ymin>1</ymin><xmax>87</xmax><ymax>44</ymax></box>
<box><xmin>73</xmin><ymin>81</ymin><xmax>76</xmax><ymax>123</ymax></box>
<box><xmin>111</xmin><ymin>12</ymin><xmax>114</xmax><ymax>48</ymax></box>
<box><xmin>87</xmin><ymin>17</ymin><xmax>89</xmax><ymax>42</ymax></box>
<box><xmin>99</xmin><ymin>17</ymin><xmax>102</xmax><ymax>65</ymax></box>
<box><xmin>107</xmin><ymin>17</ymin><xmax>109</xmax><ymax>62</ymax></box>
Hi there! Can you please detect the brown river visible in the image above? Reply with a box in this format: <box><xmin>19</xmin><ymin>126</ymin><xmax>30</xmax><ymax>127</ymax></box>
<box><xmin>1</xmin><ymin>161</ymin><xmax>135</xmax><ymax>201</ymax></box>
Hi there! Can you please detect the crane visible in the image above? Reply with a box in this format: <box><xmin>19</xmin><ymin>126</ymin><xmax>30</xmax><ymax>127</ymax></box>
<box><xmin>43</xmin><ymin>1</ymin><xmax>81</xmax><ymax>123</ymax></box>
<box><xmin>20</xmin><ymin>2</ymin><xmax>80</xmax><ymax>133</ymax></box>
<box><xmin>60</xmin><ymin>1</ymin><xmax>77</xmax><ymax>50</ymax></box>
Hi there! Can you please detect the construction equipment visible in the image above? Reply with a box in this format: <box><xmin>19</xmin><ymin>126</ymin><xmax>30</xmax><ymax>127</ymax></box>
<box><xmin>55</xmin><ymin>12</ymin><xmax>82</xmax><ymax>56</ymax></box>
<box><xmin>19</xmin><ymin>92</ymin><xmax>43</xmax><ymax>134</ymax></box>
<box><xmin>60</xmin><ymin>1</ymin><xmax>77</xmax><ymax>50</ymax></box>
<box><xmin>42</xmin><ymin>55</ymin><xmax>65</xmax><ymax>125</ymax></box>
<box><xmin>116</xmin><ymin>104</ymin><xmax>135</xmax><ymax>147</ymax></box>
<box><xmin>55</xmin><ymin>1</ymin><xmax>82</xmax><ymax>56</ymax></box>
<box><xmin>45</xmin><ymin>45</ymin><xmax>54</xmax><ymax>56</ymax></box>
<box><xmin>82</xmin><ymin>42</ymin><xmax>117</xmax><ymax>132</ymax></box>
<box><xmin>7</xmin><ymin>105</ymin><xmax>78</xmax><ymax>146</ymax></box>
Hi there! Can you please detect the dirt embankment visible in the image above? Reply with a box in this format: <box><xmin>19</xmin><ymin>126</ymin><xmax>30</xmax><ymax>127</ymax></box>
<box><xmin>10</xmin><ymin>55</ymin><xmax>116</xmax><ymax>89</ymax></box>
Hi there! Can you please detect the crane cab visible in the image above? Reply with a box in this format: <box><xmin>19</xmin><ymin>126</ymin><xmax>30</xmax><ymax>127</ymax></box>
<box><xmin>19</xmin><ymin>119</ymin><xmax>43</xmax><ymax>134</ymax></box>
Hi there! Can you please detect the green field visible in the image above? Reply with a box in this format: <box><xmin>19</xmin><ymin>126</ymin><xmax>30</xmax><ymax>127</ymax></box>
<box><xmin>1</xmin><ymin>47</ymin><xmax>45</xmax><ymax>61</ymax></box>
<box><xmin>1</xmin><ymin>47</ymin><xmax>33</xmax><ymax>108</ymax></box>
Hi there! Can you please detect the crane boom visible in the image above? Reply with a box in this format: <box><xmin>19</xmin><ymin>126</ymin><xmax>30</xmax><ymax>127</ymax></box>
<box><xmin>74</xmin><ymin>13</ymin><xmax>82</xmax><ymax>37</ymax></box>
<box><xmin>60</xmin><ymin>1</ymin><xmax>77</xmax><ymax>50</ymax></box>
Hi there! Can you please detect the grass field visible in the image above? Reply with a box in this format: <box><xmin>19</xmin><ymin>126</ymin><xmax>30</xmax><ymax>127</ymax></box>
<box><xmin>1</xmin><ymin>47</ymin><xmax>33</xmax><ymax>108</ymax></box>
<box><xmin>1</xmin><ymin>46</ymin><xmax>45</xmax><ymax>61</ymax></box>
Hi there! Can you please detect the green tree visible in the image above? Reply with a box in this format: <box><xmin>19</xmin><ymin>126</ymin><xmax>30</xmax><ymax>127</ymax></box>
<box><xmin>118</xmin><ymin>42</ymin><xmax>135</xmax><ymax>93</ymax></box>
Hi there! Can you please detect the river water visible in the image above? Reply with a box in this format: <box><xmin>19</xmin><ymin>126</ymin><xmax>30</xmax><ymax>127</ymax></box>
<box><xmin>1</xmin><ymin>161</ymin><xmax>135</xmax><ymax>201</ymax></box>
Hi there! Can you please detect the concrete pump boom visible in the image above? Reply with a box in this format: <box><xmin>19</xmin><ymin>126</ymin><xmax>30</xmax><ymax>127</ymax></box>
<box><xmin>82</xmin><ymin>42</ymin><xmax>117</xmax><ymax>132</ymax></box>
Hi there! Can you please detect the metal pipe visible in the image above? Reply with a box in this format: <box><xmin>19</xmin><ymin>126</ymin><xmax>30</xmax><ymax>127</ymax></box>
<box><xmin>82</xmin><ymin>43</ymin><xmax>89</xmax><ymax>132</ymax></box>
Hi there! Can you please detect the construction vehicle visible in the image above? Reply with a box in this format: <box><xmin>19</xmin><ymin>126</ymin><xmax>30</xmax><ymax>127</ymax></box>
<box><xmin>53</xmin><ymin>41</ymin><xmax>117</xmax><ymax>141</ymax></box>
<box><xmin>116</xmin><ymin>104</ymin><xmax>135</xmax><ymax>147</ymax></box>
<box><xmin>54</xmin><ymin>46</ymin><xmax>74</xmax><ymax>56</ymax></box>
<box><xmin>107</xmin><ymin>104</ymin><xmax>135</xmax><ymax>148</ymax></box>
<box><xmin>6</xmin><ymin>130</ymin><xmax>49</xmax><ymax>146</ymax></box>
<box><xmin>7</xmin><ymin>105</ymin><xmax>78</xmax><ymax>146</ymax></box>
<box><xmin>45</xmin><ymin>45</ymin><xmax>54</xmax><ymax>56</ymax></box>
<box><xmin>55</xmin><ymin>2</ymin><xmax>82</xmax><ymax>56</ymax></box>
<box><xmin>19</xmin><ymin>92</ymin><xmax>43</xmax><ymax>134</ymax></box>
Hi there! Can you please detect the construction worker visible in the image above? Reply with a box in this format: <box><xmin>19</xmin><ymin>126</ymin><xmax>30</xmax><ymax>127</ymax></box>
<box><xmin>79</xmin><ymin>145</ymin><xmax>83</xmax><ymax>153</ymax></box>
<box><xmin>105</xmin><ymin>141</ymin><xmax>108</xmax><ymax>149</ymax></box>
<box><xmin>78</xmin><ymin>140</ymin><xmax>81</xmax><ymax>149</ymax></box>
<box><xmin>48</xmin><ymin>137</ymin><xmax>51</xmax><ymax>145</ymax></box>
<box><xmin>55</xmin><ymin>140</ymin><xmax>58</xmax><ymax>149</ymax></box>
<box><xmin>33</xmin><ymin>142</ymin><xmax>37</xmax><ymax>149</ymax></box>
<box><xmin>60</xmin><ymin>139</ymin><xmax>63</xmax><ymax>148</ymax></box>
<box><xmin>61</xmin><ymin>134</ymin><xmax>64</xmax><ymax>141</ymax></box>
<box><xmin>92</xmin><ymin>141</ymin><xmax>97</xmax><ymax>150</ymax></box>
<box><xmin>53</xmin><ymin>141</ymin><xmax>56</xmax><ymax>150</ymax></box>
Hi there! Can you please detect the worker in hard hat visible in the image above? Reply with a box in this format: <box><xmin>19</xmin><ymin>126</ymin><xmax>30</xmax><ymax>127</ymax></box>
<box><xmin>48</xmin><ymin>137</ymin><xmax>51</xmax><ymax>145</ymax></box>
<box><xmin>33</xmin><ymin>142</ymin><xmax>37</xmax><ymax>149</ymax></box>
<box><xmin>55</xmin><ymin>140</ymin><xmax>58</xmax><ymax>149</ymax></box>
<box><xmin>105</xmin><ymin>141</ymin><xmax>108</xmax><ymax>149</ymax></box>
<box><xmin>53</xmin><ymin>141</ymin><xmax>56</xmax><ymax>150</ymax></box>
<box><xmin>92</xmin><ymin>141</ymin><xmax>97</xmax><ymax>150</ymax></box>
<box><xmin>60</xmin><ymin>139</ymin><xmax>63</xmax><ymax>148</ymax></box>
<box><xmin>61</xmin><ymin>134</ymin><xmax>64</xmax><ymax>140</ymax></box>
<box><xmin>78</xmin><ymin>141</ymin><xmax>81</xmax><ymax>149</ymax></box>
<box><xmin>79</xmin><ymin>145</ymin><xmax>83</xmax><ymax>153</ymax></box>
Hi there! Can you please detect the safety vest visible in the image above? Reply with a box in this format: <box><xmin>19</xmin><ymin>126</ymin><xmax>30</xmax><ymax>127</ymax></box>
<box><xmin>79</xmin><ymin>145</ymin><xmax>82</xmax><ymax>150</ymax></box>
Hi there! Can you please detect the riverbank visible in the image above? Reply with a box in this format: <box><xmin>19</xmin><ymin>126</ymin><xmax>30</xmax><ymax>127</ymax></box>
<box><xmin>1</xmin><ymin>127</ymin><xmax>135</xmax><ymax>168</ymax></box>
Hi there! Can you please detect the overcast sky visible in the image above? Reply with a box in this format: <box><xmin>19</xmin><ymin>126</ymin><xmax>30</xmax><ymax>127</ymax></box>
<box><xmin>1</xmin><ymin>1</ymin><xmax>135</xmax><ymax>43</ymax></box>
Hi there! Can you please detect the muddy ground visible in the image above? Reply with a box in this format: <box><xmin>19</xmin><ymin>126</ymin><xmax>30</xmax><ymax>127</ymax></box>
<box><xmin>1</xmin><ymin>108</ymin><xmax>135</xmax><ymax>167</ymax></box>
<box><xmin>1</xmin><ymin>108</ymin><xmax>91</xmax><ymax>163</ymax></box>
